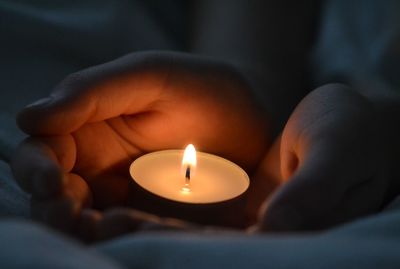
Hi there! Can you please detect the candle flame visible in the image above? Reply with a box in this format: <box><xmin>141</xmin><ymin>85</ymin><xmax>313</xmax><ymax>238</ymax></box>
<box><xmin>182</xmin><ymin>144</ymin><xmax>196</xmax><ymax>168</ymax></box>
<box><xmin>181</xmin><ymin>144</ymin><xmax>196</xmax><ymax>193</ymax></box>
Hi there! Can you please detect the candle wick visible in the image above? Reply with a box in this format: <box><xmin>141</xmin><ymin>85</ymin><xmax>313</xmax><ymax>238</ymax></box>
<box><xmin>181</xmin><ymin>165</ymin><xmax>191</xmax><ymax>193</ymax></box>
<box><xmin>185</xmin><ymin>165</ymin><xmax>191</xmax><ymax>185</ymax></box>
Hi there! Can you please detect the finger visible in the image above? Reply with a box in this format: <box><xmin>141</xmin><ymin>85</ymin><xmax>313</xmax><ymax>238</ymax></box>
<box><xmin>95</xmin><ymin>208</ymin><xmax>194</xmax><ymax>241</ymax></box>
<box><xmin>259</xmin><ymin>142</ymin><xmax>375</xmax><ymax>232</ymax></box>
<box><xmin>261</xmin><ymin>162</ymin><xmax>386</xmax><ymax>232</ymax></box>
<box><xmin>11</xmin><ymin>136</ymin><xmax>76</xmax><ymax>198</ymax></box>
<box><xmin>334</xmin><ymin>165</ymin><xmax>388</xmax><ymax>220</ymax></box>
<box><xmin>31</xmin><ymin>173</ymin><xmax>92</xmax><ymax>232</ymax></box>
<box><xmin>77</xmin><ymin>209</ymin><xmax>102</xmax><ymax>243</ymax></box>
<box><xmin>258</xmin><ymin>84</ymin><xmax>379</xmax><ymax>232</ymax></box>
<box><xmin>95</xmin><ymin>208</ymin><xmax>159</xmax><ymax>241</ymax></box>
<box><xmin>17</xmin><ymin>52</ymin><xmax>170</xmax><ymax>136</ymax></box>
<box><xmin>245</xmin><ymin>135</ymin><xmax>283</xmax><ymax>225</ymax></box>
<box><xmin>261</xmin><ymin>148</ymin><xmax>380</xmax><ymax>231</ymax></box>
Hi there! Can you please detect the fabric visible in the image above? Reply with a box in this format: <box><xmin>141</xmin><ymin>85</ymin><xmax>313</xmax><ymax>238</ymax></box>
<box><xmin>0</xmin><ymin>0</ymin><xmax>187</xmax><ymax>217</ymax></box>
<box><xmin>0</xmin><ymin>0</ymin><xmax>400</xmax><ymax>268</ymax></box>
<box><xmin>0</xmin><ymin>220</ymin><xmax>123</xmax><ymax>269</ymax></box>
<box><xmin>0</xmin><ymin>0</ymin><xmax>186</xmax><ymax>136</ymax></box>
<box><xmin>0</xmin><ymin>160</ymin><xmax>29</xmax><ymax>217</ymax></box>
<box><xmin>1</xmin><ymin>208</ymin><xmax>399</xmax><ymax>269</ymax></box>
<box><xmin>95</xmin><ymin>209</ymin><xmax>400</xmax><ymax>269</ymax></box>
<box><xmin>312</xmin><ymin>0</ymin><xmax>400</xmax><ymax>91</ymax></box>
<box><xmin>0</xmin><ymin>113</ymin><xmax>29</xmax><ymax>217</ymax></box>
<box><xmin>0</xmin><ymin>112</ymin><xmax>25</xmax><ymax>162</ymax></box>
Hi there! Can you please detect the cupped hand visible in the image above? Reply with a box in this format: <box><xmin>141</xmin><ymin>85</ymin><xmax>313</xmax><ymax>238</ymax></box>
<box><xmin>251</xmin><ymin>83</ymin><xmax>390</xmax><ymax>231</ymax></box>
<box><xmin>11</xmin><ymin>51</ymin><xmax>270</xmax><ymax>232</ymax></box>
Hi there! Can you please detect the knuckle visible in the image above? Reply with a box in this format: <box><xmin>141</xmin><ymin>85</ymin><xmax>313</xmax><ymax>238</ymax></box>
<box><xmin>62</xmin><ymin>72</ymin><xmax>88</xmax><ymax>87</ymax></box>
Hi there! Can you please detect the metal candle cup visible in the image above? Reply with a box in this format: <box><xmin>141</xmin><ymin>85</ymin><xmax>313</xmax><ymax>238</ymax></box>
<box><xmin>129</xmin><ymin>145</ymin><xmax>250</xmax><ymax>227</ymax></box>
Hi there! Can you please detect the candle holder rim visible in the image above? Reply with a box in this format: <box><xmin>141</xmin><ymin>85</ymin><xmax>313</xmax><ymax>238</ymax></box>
<box><xmin>129</xmin><ymin>149</ymin><xmax>250</xmax><ymax>204</ymax></box>
<box><xmin>131</xmin><ymin>149</ymin><xmax>249</xmax><ymax>178</ymax></box>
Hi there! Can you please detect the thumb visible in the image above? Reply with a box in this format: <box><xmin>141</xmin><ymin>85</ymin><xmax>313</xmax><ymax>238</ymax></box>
<box><xmin>258</xmin><ymin>141</ymin><xmax>376</xmax><ymax>232</ymax></box>
<box><xmin>17</xmin><ymin>52</ymin><xmax>170</xmax><ymax>135</ymax></box>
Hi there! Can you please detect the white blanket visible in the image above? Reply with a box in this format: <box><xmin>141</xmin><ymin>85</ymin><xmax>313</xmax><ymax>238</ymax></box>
<box><xmin>0</xmin><ymin>0</ymin><xmax>400</xmax><ymax>268</ymax></box>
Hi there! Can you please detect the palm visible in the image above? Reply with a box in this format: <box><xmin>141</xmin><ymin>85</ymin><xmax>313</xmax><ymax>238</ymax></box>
<box><xmin>66</xmin><ymin>64</ymin><xmax>269</xmax><ymax>209</ymax></box>
<box><xmin>13</xmin><ymin>52</ymin><xmax>271</xmax><ymax>231</ymax></box>
<box><xmin>257</xmin><ymin>85</ymin><xmax>388</xmax><ymax>231</ymax></box>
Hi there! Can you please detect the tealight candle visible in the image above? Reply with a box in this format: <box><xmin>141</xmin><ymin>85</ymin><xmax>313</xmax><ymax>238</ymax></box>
<box><xmin>128</xmin><ymin>145</ymin><xmax>250</xmax><ymax>227</ymax></box>
<box><xmin>130</xmin><ymin>144</ymin><xmax>249</xmax><ymax>204</ymax></box>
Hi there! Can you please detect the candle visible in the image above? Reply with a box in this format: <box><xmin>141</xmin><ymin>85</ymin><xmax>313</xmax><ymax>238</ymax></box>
<box><xmin>130</xmin><ymin>144</ymin><xmax>249</xmax><ymax>204</ymax></box>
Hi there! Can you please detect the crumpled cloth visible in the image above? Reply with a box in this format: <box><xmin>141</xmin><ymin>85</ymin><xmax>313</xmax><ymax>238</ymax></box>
<box><xmin>0</xmin><ymin>0</ymin><xmax>400</xmax><ymax>268</ymax></box>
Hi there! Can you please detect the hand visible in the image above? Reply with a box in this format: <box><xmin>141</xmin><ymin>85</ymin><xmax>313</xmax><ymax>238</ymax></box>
<box><xmin>11</xmin><ymin>51</ymin><xmax>270</xmax><ymax>232</ymax></box>
<box><xmin>252</xmin><ymin>84</ymin><xmax>390</xmax><ymax>231</ymax></box>
<box><xmin>78</xmin><ymin>207</ymin><xmax>242</xmax><ymax>243</ymax></box>
<box><xmin>78</xmin><ymin>208</ymin><xmax>199</xmax><ymax>243</ymax></box>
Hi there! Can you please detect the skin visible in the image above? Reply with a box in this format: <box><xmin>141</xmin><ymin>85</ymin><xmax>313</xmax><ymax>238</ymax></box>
<box><xmin>256</xmin><ymin>84</ymin><xmax>392</xmax><ymax>231</ymax></box>
<box><xmin>11</xmin><ymin>51</ymin><xmax>271</xmax><ymax>236</ymax></box>
<box><xmin>11</xmin><ymin>0</ymin><xmax>323</xmax><ymax>239</ymax></box>
<box><xmin>10</xmin><ymin>0</ymin><xmax>400</xmax><ymax>240</ymax></box>
<box><xmin>93</xmin><ymin>83</ymin><xmax>397</xmax><ymax>236</ymax></box>
<box><xmin>11</xmin><ymin>50</ymin><xmax>397</xmax><ymax>240</ymax></box>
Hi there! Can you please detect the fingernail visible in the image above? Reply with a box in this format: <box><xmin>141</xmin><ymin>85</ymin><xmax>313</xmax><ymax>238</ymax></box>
<box><xmin>25</xmin><ymin>97</ymin><xmax>53</xmax><ymax>108</ymax></box>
